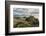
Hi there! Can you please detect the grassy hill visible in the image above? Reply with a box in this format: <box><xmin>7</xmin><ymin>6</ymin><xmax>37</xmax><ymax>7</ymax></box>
<box><xmin>13</xmin><ymin>16</ymin><xmax>39</xmax><ymax>28</ymax></box>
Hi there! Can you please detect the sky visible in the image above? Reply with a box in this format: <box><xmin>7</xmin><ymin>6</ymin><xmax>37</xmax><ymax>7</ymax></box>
<box><xmin>13</xmin><ymin>8</ymin><xmax>39</xmax><ymax>18</ymax></box>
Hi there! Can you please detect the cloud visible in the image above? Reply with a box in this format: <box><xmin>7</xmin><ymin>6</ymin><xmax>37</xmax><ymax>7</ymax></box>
<box><xmin>13</xmin><ymin>8</ymin><xmax>39</xmax><ymax>17</ymax></box>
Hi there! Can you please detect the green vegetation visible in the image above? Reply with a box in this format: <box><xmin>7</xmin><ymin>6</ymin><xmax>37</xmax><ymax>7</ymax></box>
<box><xmin>13</xmin><ymin>16</ymin><xmax>39</xmax><ymax>28</ymax></box>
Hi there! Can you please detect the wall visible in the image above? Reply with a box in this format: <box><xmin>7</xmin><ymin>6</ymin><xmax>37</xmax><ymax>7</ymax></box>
<box><xmin>0</xmin><ymin>0</ymin><xmax>46</xmax><ymax>36</ymax></box>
